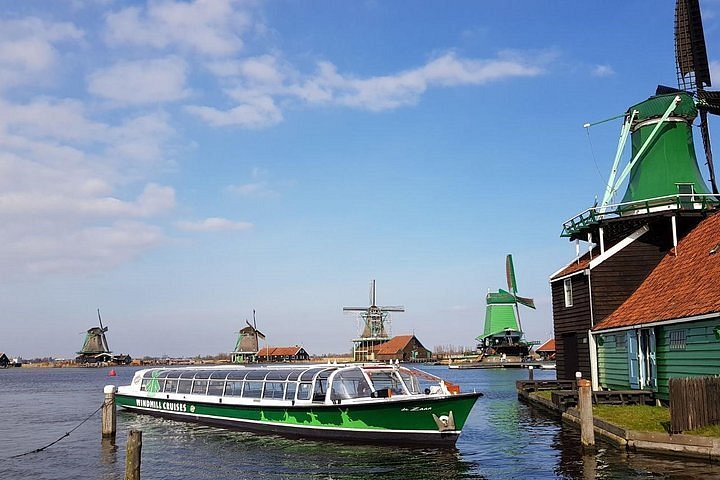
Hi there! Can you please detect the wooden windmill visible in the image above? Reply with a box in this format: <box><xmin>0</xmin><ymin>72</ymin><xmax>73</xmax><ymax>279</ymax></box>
<box><xmin>476</xmin><ymin>255</ymin><xmax>535</xmax><ymax>358</ymax></box>
<box><xmin>551</xmin><ymin>0</ymin><xmax>720</xmax><ymax>381</ymax></box>
<box><xmin>231</xmin><ymin>310</ymin><xmax>266</xmax><ymax>364</ymax></box>
<box><xmin>344</xmin><ymin>280</ymin><xmax>405</xmax><ymax>362</ymax></box>
<box><xmin>76</xmin><ymin>309</ymin><xmax>112</xmax><ymax>364</ymax></box>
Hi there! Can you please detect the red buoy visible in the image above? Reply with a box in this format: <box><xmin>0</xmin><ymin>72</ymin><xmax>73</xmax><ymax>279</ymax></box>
<box><xmin>108</xmin><ymin>369</ymin><xmax>117</xmax><ymax>377</ymax></box>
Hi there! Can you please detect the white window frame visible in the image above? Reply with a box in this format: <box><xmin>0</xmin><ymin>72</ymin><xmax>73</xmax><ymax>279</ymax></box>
<box><xmin>563</xmin><ymin>278</ymin><xmax>573</xmax><ymax>307</ymax></box>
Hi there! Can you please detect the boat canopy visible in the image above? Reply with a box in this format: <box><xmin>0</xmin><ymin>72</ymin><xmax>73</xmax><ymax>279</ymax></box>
<box><xmin>132</xmin><ymin>364</ymin><xmax>439</xmax><ymax>404</ymax></box>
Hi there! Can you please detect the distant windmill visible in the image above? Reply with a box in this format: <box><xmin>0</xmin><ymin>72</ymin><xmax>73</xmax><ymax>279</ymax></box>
<box><xmin>231</xmin><ymin>310</ymin><xmax>266</xmax><ymax>364</ymax></box>
<box><xmin>476</xmin><ymin>255</ymin><xmax>535</xmax><ymax>358</ymax></box>
<box><xmin>76</xmin><ymin>309</ymin><xmax>112</xmax><ymax>363</ymax></box>
<box><xmin>343</xmin><ymin>280</ymin><xmax>404</xmax><ymax>362</ymax></box>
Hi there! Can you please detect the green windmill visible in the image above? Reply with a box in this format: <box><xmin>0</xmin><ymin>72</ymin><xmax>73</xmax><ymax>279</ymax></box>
<box><xmin>563</xmin><ymin>0</ymin><xmax>720</xmax><ymax>241</ymax></box>
<box><xmin>476</xmin><ymin>255</ymin><xmax>536</xmax><ymax>358</ymax></box>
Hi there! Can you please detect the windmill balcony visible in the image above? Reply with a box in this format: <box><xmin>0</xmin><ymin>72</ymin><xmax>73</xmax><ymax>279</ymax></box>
<box><xmin>561</xmin><ymin>193</ymin><xmax>720</xmax><ymax>238</ymax></box>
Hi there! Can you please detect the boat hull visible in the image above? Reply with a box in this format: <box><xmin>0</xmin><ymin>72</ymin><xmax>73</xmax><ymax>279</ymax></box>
<box><xmin>115</xmin><ymin>392</ymin><xmax>480</xmax><ymax>446</ymax></box>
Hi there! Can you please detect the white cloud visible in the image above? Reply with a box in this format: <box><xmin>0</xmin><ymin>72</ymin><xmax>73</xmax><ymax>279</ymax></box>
<box><xmin>186</xmin><ymin>96</ymin><xmax>283</xmax><ymax>128</ymax></box>
<box><xmin>225</xmin><ymin>181</ymin><xmax>276</xmax><ymax>198</ymax></box>
<box><xmin>88</xmin><ymin>57</ymin><xmax>190</xmax><ymax>104</ymax></box>
<box><xmin>0</xmin><ymin>95</ymin><xmax>178</xmax><ymax>277</ymax></box>
<box><xmin>0</xmin><ymin>17</ymin><xmax>83</xmax><ymax>90</ymax></box>
<box><xmin>104</xmin><ymin>0</ymin><xmax>252</xmax><ymax>57</ymax></box>
<box><xmin>175</xmin><ymin>217</ymin><xmax>253</xmax><ymax>232</ymax></box>
<box><xmin>191</xmin><ymin>51</ymin><xmax>547</xmax><ymax>127</ymax></box>
<box><xmin>591</xmin><ymin>64</ymin><xmax>615</xmax><ymax>77</ymax></box>
<box><xmin>2</xmin><ymin>221</ymin><xmax>166</xmax><ymax>275</ymax></box>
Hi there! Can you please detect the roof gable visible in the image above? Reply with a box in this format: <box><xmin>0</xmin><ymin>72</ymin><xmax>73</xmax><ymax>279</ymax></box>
<box><xmin>536</xmin><ymin>338</ymin><xmax>556</xmax><ymax>352</ymax></box>
<box><xmin>373</xmin><ymin>335</ymin><xmax>417</xmax><ymax>355</ymax></box>
<box><xmin>594</xmin><ymin>213</ymin><xmax>720</xmax><ymax>331</ymax></box>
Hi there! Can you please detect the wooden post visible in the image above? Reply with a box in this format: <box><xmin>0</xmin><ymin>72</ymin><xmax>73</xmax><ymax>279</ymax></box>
<box><xmin>125</xmin><ymin>430</ymin><xmax>142</xmax><ymax>480</ymax></box>
<box><xmin>102</xmin><ymin>385</ymin><xmax>117</xmax><ymax>439</ymax></box>
<box><xmin>528</xmin><ymin>365</ymin><xmax>534</xmax><ymax>381</ymax></box>
<box><xmin>577</xmin><ymin>378</ymin><xmax>595</xmax><ymax>450</ymax></box>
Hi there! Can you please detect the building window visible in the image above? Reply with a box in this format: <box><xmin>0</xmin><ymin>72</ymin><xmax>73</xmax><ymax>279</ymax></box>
<box><xmin>563</xmin><ymin>278</ymin><xmax>573</xmax><ymax>307</ymax></box>
<box><xmin>615</xmin><ymin>334</ymin><xmax>626</xmax><ymax>349</ymax></box>
<box><xmin>669</xmin><ymin>330</ymin><xmax>687</xmax><ymax>350</ymax></box>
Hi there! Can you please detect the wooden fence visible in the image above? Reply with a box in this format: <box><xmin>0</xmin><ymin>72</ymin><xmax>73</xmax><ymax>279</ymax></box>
<box><xmin>669</xmin><ymin>376</ymin><xmax>720</xmax><ymax>433</ymax></box>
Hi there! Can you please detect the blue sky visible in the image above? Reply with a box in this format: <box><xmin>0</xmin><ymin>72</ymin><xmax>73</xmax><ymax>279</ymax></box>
<box><xmin>2</xmin><ymin>0</ymin><xmax>719</xmax><ymax>358</ymax></box>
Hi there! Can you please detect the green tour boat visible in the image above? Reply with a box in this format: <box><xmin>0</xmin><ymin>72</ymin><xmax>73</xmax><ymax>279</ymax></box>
<box><xmin>115</xmin><ymin>363</ymin><xmax>481</xmax><ymax>446</ymax></box>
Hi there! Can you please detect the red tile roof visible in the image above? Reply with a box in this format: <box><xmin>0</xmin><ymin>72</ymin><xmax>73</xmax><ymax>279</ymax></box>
<box><xmin>258</xmin><ymin>346</ymin><xmax>304</xmax><ymax>356</ymax></box>
<box><xmin>551</xmin><ymin>248</ymin><xmax>598</xmax><ymax>280</ymax></box>
<box><xmin>535</xmin><ymin>338</ymin><xmax>556</xmax><ymax>352</ymax></box>
<box><xmin>594</xmin><ymin>213</ymin><xmax>720</xmax><ymax>331</ymax></box>
<box><xmin>373</xmin><ymin>335</ymin><xmax>416</xmax><ymax>355</ymax></box>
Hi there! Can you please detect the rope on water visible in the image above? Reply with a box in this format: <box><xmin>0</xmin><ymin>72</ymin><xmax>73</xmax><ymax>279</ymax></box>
<box><xmin>3</xmin><ymin>402</ymin><xmax>105</xmax><ymax>460</ymax></box>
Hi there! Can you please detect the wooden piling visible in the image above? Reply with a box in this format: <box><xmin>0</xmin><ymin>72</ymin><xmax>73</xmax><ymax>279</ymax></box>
<box><xmin>125</xmin><ymin>430</ymin><xmax>142</xmax><ymax>480</ymax></box>
<box><xmin>577</xmin><ymin>378</ymin><xmax>595</xmax><ymax>450</ymax></box>
<box><xmin>102</xmin><ymin>385</ymin><xmax>117</xmax><ymax>439</ymax></box>
<box><xmin>528</xmin><ymin>366</ymin><xmax>534</xmax><ymax>381</ymax></box>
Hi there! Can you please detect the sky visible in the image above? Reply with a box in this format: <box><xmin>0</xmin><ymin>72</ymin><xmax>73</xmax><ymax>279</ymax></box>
<box><xmin>2</xmin><ymin>0</ymin><xmax>720</xmax><ymax>359</ymax></box>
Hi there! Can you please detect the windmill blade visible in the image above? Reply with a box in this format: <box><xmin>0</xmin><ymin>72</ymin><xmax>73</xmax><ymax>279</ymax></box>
<box><xmin>675</xmin><ymin>0</ymin><xmax>711</xmax><ymax>91</ymax></box>
<box><xmin>343</xmin><ymin>307</ymin><xmax>369</xmax><ymax>311</ymax></box>
<box><xmin>698</xmin><ymin>90</ymin><xmax>720</xmax><ymax>115</ymax></box>
<box><xmin>379</xmin><ymin>306</ymin><xmax>405</xmax><ymax>312</ymax></box>
<box><xmin>698</xmin><ymin>109</ymin><xmax>720</xmax><ymax>194</ymax></box>
<box><xmin>515</xmin><ymin>296</ymin><xmax>536</xmax><ymax>310</ymax></box>
<box><xmin>505</xmin><ymin>254</ymin><xmax>517</xmax><ymax>294</ymax></box>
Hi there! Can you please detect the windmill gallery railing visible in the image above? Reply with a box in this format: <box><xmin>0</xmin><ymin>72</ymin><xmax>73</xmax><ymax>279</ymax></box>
<box><xmin>561</xmin><ymin>193</ymin><xmax>720</xmax><ymax>237</ymax></box>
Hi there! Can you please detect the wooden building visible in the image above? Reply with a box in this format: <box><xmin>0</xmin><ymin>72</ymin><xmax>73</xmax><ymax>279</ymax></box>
<box><xmin>0</xmin><ymin>353</ymin><xmax>9</xmax><ymax>368</ymax></box>
<box><xmin>257</xmin><ymin>346</ymin><xmax>310</xmax><ymax>363</ymax></box>
<box><xmin>535</xmin><ymin>339</ymin><xmax>556</xmax><ymax>361</ymax></box>
<box><xmin>231</xmin><ymin>322</ymin><xmax>265</xmax><ymax>364</ymax></box>
<box><xmin>591</xmin><ymin>213</ymin><xmax>720</xmax><ymax>400</ymax></box>
<box><xmin>373</xmin><ymin>335</ymin><xmax>431</xmax><ymax>362</ymax></box>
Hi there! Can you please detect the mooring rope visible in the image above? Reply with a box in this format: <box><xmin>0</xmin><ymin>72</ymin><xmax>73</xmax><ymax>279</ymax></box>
<box><xmin>3</xmin><ymin>402</ymin><xmax>105</xmax><ymax>460</ymax></box>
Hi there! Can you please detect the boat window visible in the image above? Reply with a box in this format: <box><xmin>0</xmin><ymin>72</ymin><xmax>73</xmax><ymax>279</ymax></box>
<box><xmin>192</xmin><ymin>379</ymin><xmax>208</xmax><ymax>395</ymax></box>
<box><xmin>224</xmin><ymin>381</ymin><xmax>243</xmax><ymax>396</ymax></box>
<box><xmin>227</xmin><ymin>371</ymin><xmax>248</xmax><ymax>380</ymax></box>
<box><xmin>286</xmin><ymin>371</ymin><xmax>301</xmax><ymax>381</ymax></box>
<box><xmin>163</xmin><ymin>379</ymin><xmax>178</xmax><ymax>393</ymax></box>
<box><xmin>300</xmin><ymin>368</ymin><xmax>325</xmax><ymax>381</ymax></box>
<box><xmin>245</xmin><ymin>370</ymin><xmax>269</xmax><ymax>380</ymax></box>
<box><xmin>285</xmin><ymin>382</ymin><xmax>297</xmax><ymax>400</ymax></box>
<box><xmin>165</xmin><ymin>371</ymin><xmax>182</xmax><ymax>379</ymax></box>
<box><xmin>266</xmin><ymin>370</ymin><xmax>293</xmax><ymax>381</ymax></box>
<box><xmin>330</xmin><ymin>368</ymin><xmax>371</xmax><ymax>400</ymax></box>
<box><xmin>193</xmin><ymin>371</ymin><xmax>212</xmax><ymax>379</ymax></box>
<box><xmin>207</xmin><ymin>380</ymin><xmax>225</xmax><ymax>396</ymax></box>
<box><xmin>243</xmin><ymin>381</ymin><xmax>263</xmax><ymax>398</ymax></box>
<box><xmin>177</xmin><ymin>379</ymin><xmax>193</xmax><ymax>394</ymax></box>
<box><xmin>399</xmin><ymin>370</ymin><xmax>420</xmax><ymax>394</ymax></box>
<box><xmin>263</xmin><ymin>382</ymin><xmax>285</xmax><ymax>399</ymax></box>
<box><xmin>297</xmin><ymin>383</ymin><xmax>312</xmax><ymax>400</ymax></box>
<box><xmin>312</xmin><ymin>371</ymin><xmax>331</xmax><ymax>402</ymax></box>
<box><xmin>179</xmin><ymin>370</ymin><xmax>197</xmax><ymax>379</ymax></box>
<box><xmin>366</xmin><ymin>370</ymin><xmax>407</xmax><ymax>395</ymax></box>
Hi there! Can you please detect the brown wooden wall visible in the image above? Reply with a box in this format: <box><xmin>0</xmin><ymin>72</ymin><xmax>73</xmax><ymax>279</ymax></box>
<box><xmin>551</xmin><ymin>273</ymin><xmax>592</xmax><ymax>380</ymax></box>
<box><xmin>551</xmin><ymin>238</ymin><xmax>666</xmax><ymax>381</ymax></box>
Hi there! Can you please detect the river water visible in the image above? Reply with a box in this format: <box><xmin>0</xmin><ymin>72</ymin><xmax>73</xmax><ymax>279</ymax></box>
<box><xmin>1</xmin><ymin>365</ymin><xmax>719</xmax><ymax>479</ymax></box>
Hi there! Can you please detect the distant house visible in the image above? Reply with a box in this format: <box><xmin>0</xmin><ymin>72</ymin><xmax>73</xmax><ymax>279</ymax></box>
<box><xmin>535</xmin><ymin>339</ymin><xmax>556</xmax><ymax>361</ymax></box>
<box><xmin>258</xmin><ymin>346</ymin><xmax>310</xmax><ymax>362</ymax></box>
<box><xmin>373</xmin><ymin>335</ymin><xmax>431</xmax><ymax>362</ymax></box>
<box><xmin>0</xmin><ymin>353</ymin><xmax>9</xmax><ymax>368</ymax></box>
<box><xmin>591</xmin><ymin>213</ymin><xmax>720</xmax><ymax>401</ymax></box>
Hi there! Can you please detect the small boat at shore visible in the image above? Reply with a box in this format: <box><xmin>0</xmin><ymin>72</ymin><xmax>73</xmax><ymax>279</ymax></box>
<box><xmin>116</xmin><ymin>363</ymin><xmax>481</xmax><ymax>446</ymax></box>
